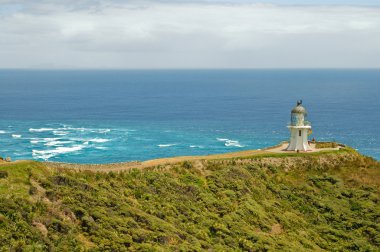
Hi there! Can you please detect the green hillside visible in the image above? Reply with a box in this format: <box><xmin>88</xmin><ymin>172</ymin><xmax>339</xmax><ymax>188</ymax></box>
<box><xmin>0</xmin><ymin>148</ymin><xmax>379</xmax><ymax>251</ymax></box>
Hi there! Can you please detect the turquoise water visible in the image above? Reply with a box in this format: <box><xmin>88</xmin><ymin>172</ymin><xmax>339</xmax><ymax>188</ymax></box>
<box><xmin>0</xmin><ymin>69</ymin><xmax>379</xmax><ymax>163</ymax></box>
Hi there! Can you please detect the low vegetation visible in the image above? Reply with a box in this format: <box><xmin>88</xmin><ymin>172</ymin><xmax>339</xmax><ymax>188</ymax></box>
<box><xmin>0</xmin><ymin>148</ymin><xmax>379</xmax><ymax>251</ymax></box>
<box><xmin>315</xmin><ymin>142</ymin><xmax>339</xmax><ymax>149</ymax></box>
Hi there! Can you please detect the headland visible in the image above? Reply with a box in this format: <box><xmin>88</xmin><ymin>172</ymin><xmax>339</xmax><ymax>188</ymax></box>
<box><xmin>0</xmin><ymin>142</ymin><xmax>378</xmax><ymax>251</ymax></box>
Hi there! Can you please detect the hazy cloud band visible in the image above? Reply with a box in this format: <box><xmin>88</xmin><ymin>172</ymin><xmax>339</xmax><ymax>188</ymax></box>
<box><xmin>1</xmin><ymin>1</ymin><xmax>379</xmax><ymax>68</ymax></box>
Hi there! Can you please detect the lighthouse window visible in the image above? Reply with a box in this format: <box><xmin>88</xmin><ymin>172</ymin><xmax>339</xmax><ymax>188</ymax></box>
<box><xmin>299</xmin><ymin>130</ymin><xmax>302</xmax><ymax>136</ymax></box>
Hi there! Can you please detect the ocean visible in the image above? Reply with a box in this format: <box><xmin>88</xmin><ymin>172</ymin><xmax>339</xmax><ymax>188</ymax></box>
<box><xmin>0</xmin><ymin>69</ymin><xmax>379</xmax><ymax>163</ymax></box>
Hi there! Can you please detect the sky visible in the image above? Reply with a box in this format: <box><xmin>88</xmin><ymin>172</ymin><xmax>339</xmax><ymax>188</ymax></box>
<box><xmin>0</xmin><ymin>0</ymin><xmax>379</xmax><ymax>69</ymax></box>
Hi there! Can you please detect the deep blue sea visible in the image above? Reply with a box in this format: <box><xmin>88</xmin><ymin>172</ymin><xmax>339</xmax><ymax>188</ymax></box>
<box><xmin>0</xmin><ymin>69</ymin><xmax>379</xmax><ymax>163</ymax></box>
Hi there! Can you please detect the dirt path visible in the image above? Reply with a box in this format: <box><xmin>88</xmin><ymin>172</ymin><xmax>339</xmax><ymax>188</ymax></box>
<box><xmin>0</xmin><ymin>160</ymin><xmax>32</xmax><ymax>166</ymax></box>
<box><xmin>45</xmin><ymin>142</ymin><xmax>341</xmax><ymax>172</ymax></box>
<box><xmin>46</xmin><ymin>149</ymin><xmax>268</xmax><ymax>172</ymax></box>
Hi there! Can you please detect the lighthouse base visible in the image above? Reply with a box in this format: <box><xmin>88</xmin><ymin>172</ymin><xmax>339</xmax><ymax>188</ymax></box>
<box><xmin>286</xmin><ymin>126</ymin><xmax>311</xmax><ymax>152</ymax></box>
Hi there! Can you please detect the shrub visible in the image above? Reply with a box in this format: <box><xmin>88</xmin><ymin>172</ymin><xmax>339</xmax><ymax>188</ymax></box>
<box><xmin>29</xmin><ymin>186</ymin><xmax>38</xmax><ymax>195</ymax></box>
<box><xmin>182</xmin><ymin>161</ymin><xmax>193</xmax><ymax>169</ymax></box>
<box><xmin>0</xmin><ymin>171</ymin><xmax>8</xmax><ymax>178</ymax></box>
<box><xmin>316</xmin><ymin>142</ymin><xmax>338</xmax><ymax>149</ymax></box>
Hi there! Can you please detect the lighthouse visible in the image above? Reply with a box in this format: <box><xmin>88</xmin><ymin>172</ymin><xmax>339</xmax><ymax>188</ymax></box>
<box><xmin>286</xmin><ymin>100</ymin><xmax>312</xmax><ymax>151</ymax></box>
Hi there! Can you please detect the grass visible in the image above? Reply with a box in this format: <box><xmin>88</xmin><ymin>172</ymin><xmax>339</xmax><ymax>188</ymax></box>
<box><xmin>0</xmin><ymin>162</ymin><xmax>33</xmax><ymax>198</ymax></box>
<box><xmin>0</xmin><ymin>149</ymin><xmax>379</xmax><ymax>251</ymax></box>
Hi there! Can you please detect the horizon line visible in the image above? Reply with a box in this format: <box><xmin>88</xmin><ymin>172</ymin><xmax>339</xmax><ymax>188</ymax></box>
<box><xmin>0</xmin><ymin>67</ymin><xmax>379</xmax><ymax>71</ymax></box>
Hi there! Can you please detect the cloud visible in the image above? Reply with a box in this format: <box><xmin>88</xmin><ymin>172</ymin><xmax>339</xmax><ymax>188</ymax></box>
<box><xmin>0</xmin><ymin>1</ymin><xmax>379</xmax><ymax>68</ymax></box>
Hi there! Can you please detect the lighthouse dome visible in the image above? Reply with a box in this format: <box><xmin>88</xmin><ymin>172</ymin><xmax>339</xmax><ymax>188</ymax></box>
<box><xmin>291</xmin><ymin>100</ymin><xmax>307</xmax><ymax>115</ymax></box>
<box><xmin>290</xmin><ymin>100</ymin><xmax>308</xmax><ymax>126</ymax></box>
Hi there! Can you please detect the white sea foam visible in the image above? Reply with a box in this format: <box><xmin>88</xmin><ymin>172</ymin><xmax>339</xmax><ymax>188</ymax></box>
<box><xmin>12</xmin><ymin>134</ymin><xmax>22</xmax><ymax>138</ymax></box>
<box><xmin>53</xmin><ymin>130</ymin><xmax>69</xmax><ymax>136</ymax></box>
<box><xmin>63</xmin><ymin>127</ymin><xmax>87</xmax><ymax>132</ymax></box>
<box><xmin>29</xmin><ymin>128</ymin><xmax>55</xmax><ymax>132</ymax></box>
<box><xmin>64</xmin><ymin>138</ymin><xmax>96</xmax><ymax>145</ymax></box>
<box><xmin>224</xmin><ymin>140</ymin><xmax>244</xmax><ymax>148</ymax></box>
<box><xmin>29</xmin><ymin>137</ymin><xmax>60</xmax><ymax>145</ymax></box>
<box><xmin>63</xmin><ymin>127</ymin><xmax>111</xmax><ymax>133</ymax></box>
<box><xmin>190</xmin><ymin>145</ymin><xmax>204</xmax><ymax>148</ymax></box>
<box><xmin>158</xmin><ymin>144</ymin><xmax>176</xmax><ymax>148</ymax></box>
<box><xmin>32</xmin><ymin>145</ymin><xmax>85</xmax><ymax>160</ymax></box>
<box><xmin>30</xmin><ymin>126</ymin><xmax>112</xmax><ymax>135</ymax></box>
<box><xmin>13</xmin><ymin>152</ymin><xmax>30</xmax><ymax>156</ymax></box>
<box><xmin>95</xmin><ymin>147</ymin><xmax>108</xmax><ymax>150</ymax></box>
<box><xmin>217</xmin><ymin>138</ymin><xmax>244</xmax><ymax>148</ymax></box>
<box><xmin>32</xmin><ymin>150</ymin><xmax>54</xmax><ymax>160</ymax></box>
<box><xmin>53</xmin><ymin>137</ymin><xmax>109</xmax><ymax>144</ymax></box>
<box><xmin>217</xmin><ymin>138</ymin><xmax>229</xmax><ymax>142</ymax></box>
<box><xmin>55</xmin><ymin>146</ymin><xmax>84</xmax><ymax>153</ymax></box>
<box><xmin>30</xmin><ymin>137</ymin><xmax>59</xmax><ymax>142</ymax></box>
<box><xmin>30</xmin><ymin>126</ymin><xmax>85</xmax><ymax>133</ymax></box>
<box><xmin>98</xmin><ymin>129</ymin><xmax>111</xmax><ymax>133</ymax></box>
<box><xmin>45</xmin><ymin>140</ymin><xmax>74</xmax><ymax>147</ymax></box>
<box><xmin>89</xmin><ymin>138</ymin><xmax>110</xmax><ymax>143</ymax></box>
<box><xmin>134</xmin><ymin>137</ymin><xmax>152</xmax><ymax>141</ymax></box>
<box><xmin>0</xmin><ymin>130</ymin><xmax>7</xmax><ymax>134</ymax></box>
<box><xmin>44</xmin><ymin>138</ymin><xmax>60</xmax><ymax>141</ymax></box>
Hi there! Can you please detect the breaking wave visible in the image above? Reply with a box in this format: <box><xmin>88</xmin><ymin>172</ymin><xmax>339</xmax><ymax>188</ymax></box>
<box><xmin>217</xmin><ymin>138</ymin><xmax>244</xmax><ymax>148</ymax></box>
<box><xmin>30</xmin><ymin>138</ymin><xmax>60</xmax><ymax>144</ymax></box>
<box><xmin>158</xmin><ymin>144</ymin><xmax>176</xmax><ymax>148</ymax></box>
<box><xmin>45</xmin><ymin>140</ymin><xmax>75</xmax><ymax>147</ymax></box>
<box><xmin>95</xmin><ymin>147</ymin><xmax>108</xmax><ymax>150</ymax></box>
<box><xmin>224</xmin><ymin>140</ymin><xmax>244</xmax><ymax>148</ymax></box>
<box><xmin>98</xmin><ymin>129</ymin><xmax>111</xmax><ymax>133</ymax></box>
<box><xmin>53</xmin><ymin>130</ymin><xmax>69</xmax><ymax>136</ymax></box>
<box><xmin>29</xmin><ymin>128</ymin><xmax>55</xmax><ymax>132</ymax></box>
<box><xmin>29</xmin><ymin>127</ymin><xmax>111</xmax><ymax>134</ymax></box>
<box><xmin>32</xmin><ymin>145</ymin><xmax>85</xmax><ymax>160</ymax></box>
<box><xmin>190</xmin><ymin>145</ymin><xmax>204</xmax><ymax>148</ymax></box>
<box><xmin>217</xmin><ymin>138</ymin><xmax>229</xmax><ymax>142</ymax></box>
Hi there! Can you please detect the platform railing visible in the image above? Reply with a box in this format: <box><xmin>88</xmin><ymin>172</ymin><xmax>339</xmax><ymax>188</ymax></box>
<box><xmin>287</xmin><ymin>121</ymin><xmax>312</xmax><ymax>126</ymax></box>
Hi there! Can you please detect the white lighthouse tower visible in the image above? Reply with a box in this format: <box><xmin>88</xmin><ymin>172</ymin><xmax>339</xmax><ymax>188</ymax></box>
<box><xmin>287</xmin><ymin>100</ymin><xmax>312</xmax><ymax>151</ymax></box>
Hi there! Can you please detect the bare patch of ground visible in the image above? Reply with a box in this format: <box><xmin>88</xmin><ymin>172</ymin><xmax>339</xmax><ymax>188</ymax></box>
<box><xmin>32</xmin><ymin>221</ymin><xmax>48</xmax><ymax>237</ymax></box>
<box><xmin>270</xmin><ymin>224</ymin><xmax>283</xmax><ymax>235</ymax></box>
<box><xmin>266</xmin><ymin>142</ymin><xmax>340</xmax><ymax>153</ymax></box>
<box><xmin>29</xmin><ymin>178</ymin><xmax>50</xmax><ymax>203</ymax></box>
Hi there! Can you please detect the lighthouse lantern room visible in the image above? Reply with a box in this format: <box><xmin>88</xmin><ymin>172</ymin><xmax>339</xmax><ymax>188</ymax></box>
<box><xmin>287</xmin><ymin>100</ymin><xmax>312</xmax><ymax>151</ymax></box>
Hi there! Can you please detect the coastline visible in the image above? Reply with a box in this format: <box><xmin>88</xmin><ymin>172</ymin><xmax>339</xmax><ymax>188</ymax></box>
<box><xmin>43</xmin><ymin>142</ymin><xmax>342</xmax><ymax>172</ymax></box>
